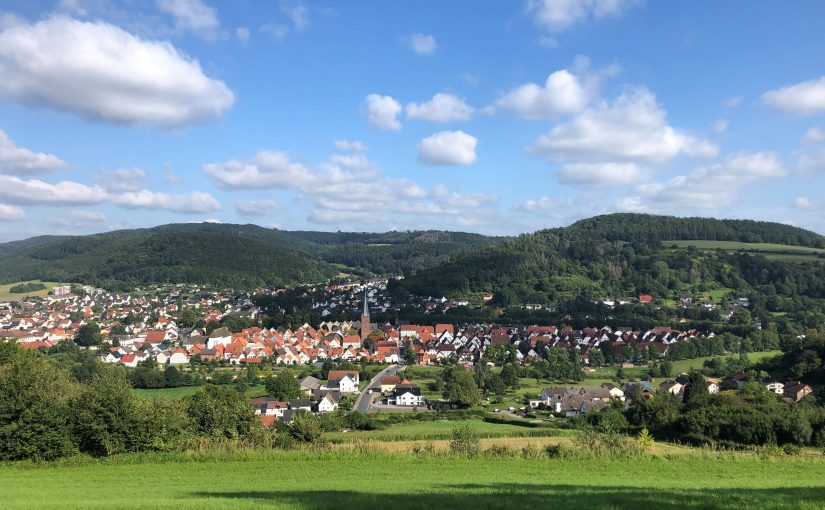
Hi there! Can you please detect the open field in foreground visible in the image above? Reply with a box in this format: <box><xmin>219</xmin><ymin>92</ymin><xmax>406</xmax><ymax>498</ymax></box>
<box><xmin>2</xmin><ymin>450</ymin><xmax>825</xmax><ymax>509</ymax></box>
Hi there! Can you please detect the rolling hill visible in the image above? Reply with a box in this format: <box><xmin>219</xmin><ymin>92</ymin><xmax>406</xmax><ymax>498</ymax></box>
<box><xmin>0</xmin><ymin>223</ymin><xmax>501</xmax><ymax>290</ymax></box>
<box><xmin>391</xmin><ymin>214</ymin><xmax>825</xmax><ymax>305</ymax></box>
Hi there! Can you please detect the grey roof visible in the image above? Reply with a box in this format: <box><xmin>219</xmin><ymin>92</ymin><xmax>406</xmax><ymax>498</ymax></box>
<box><xmin>299</xmin><ymin>376</ymin><xmax>321</xmax><ymax>390</ymax></box>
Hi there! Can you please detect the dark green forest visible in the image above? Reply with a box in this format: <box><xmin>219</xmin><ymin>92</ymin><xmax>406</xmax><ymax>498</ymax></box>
<box><xmin>0</xmin><ymin>223</ymin><xmax>499</xmax><ymax>290</ymax></box>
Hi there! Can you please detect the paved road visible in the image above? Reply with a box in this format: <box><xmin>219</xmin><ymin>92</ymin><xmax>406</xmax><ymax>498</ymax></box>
<box><xmin>353</xmin><ymin>363</ymin><xmax>400</xmax><ymax>413</ymax></box>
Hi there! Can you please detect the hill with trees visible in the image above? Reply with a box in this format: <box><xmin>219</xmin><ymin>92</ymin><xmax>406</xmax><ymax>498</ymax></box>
<box><xmin>0</xmin><ymin>223</ymin><xmax>499</xmax><ymax>290</ymax></box>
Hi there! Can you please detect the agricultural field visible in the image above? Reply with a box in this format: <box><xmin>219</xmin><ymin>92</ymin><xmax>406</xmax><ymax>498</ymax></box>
<box><xmin>0</xmin><ymin>281</ymin><xmax>68</xmax><ymax>301</ymax></box>
<box><xmin>134</xmin><ymin>384</ymin><xmax>267</xmax><ymax>400</ymax></box>
<box><xmin>663</xmin><ymin>240</ymin><xmax>825</xmax><ymax>263</ymax></box>
<box><xmin>2</xmin><ymin>449</ymin><xmax>825</xmax><ymax>509</ymax></box>
<box><xmin>324</xmin><ymin>417</ymin><xmax>564</xmax><ymax>443</ymax></box>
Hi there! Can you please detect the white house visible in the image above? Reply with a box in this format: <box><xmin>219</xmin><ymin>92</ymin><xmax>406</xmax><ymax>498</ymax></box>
<box><xmin>388</xmin><ymin>385</ymin><xmax>424</xmax><ymax>407</ymax></box>
<box><xmin>316</xmin><ymin>393</ymin><xmax>340</xmax><ymax>413</ymax></box>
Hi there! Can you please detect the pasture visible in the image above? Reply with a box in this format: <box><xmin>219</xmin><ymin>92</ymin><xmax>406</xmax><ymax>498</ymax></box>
<box><xmin>663</xmin><ymin>240</ymin><xmax>825</xmax><ymax>262</ymax></box>
<box><xmin>0</xmin><ymin>281</ymin><xmax>68</xmax><ymax>301</ymax></box>
<box><xmin>2</xmin><ymin>449</ymin><xmax>825</xmax><ymax>509</ymax></box>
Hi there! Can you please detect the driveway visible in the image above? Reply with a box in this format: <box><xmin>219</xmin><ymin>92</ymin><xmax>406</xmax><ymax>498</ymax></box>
<box><xmin>353</xmin><ymin>363</ymin><xmax>399</xmax><ymax>413</ymax></box>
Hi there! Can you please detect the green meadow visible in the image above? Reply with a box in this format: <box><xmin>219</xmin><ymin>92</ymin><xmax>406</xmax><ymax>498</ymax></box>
<box><xmin>2</xmin><ymin>449</ymin><xmax>825</xmax><ymax>509</ymax></box>
<box><xmin>663</xmin><ymin>240</ymin><xmax>825</xmax><ymax>263</ymax></box>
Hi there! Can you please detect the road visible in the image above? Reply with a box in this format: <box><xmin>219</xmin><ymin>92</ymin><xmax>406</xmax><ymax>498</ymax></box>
<box><xmin>353</xmin><ymin>363</ymin><xmax>400</xmax><ymax>413</ymax></box>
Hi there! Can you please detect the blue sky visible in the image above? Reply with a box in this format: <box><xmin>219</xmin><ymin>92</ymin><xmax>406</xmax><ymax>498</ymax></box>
<box><xmin>0</xmin><ymin>0</ymin><xmax>824</xmax><ymax>241</ymax></box>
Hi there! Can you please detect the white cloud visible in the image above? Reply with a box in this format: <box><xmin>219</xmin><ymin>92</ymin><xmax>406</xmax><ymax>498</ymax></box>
<box><xmin>526</xmin><ymin>0</ymin><xmax>641</xmax><ymax>32</ymax></box>
<box><xmin>803</xmin><ymin>127</ymin><xmax>825</xmax><ymax>144</ymax></box>
<box><xmin>0</xmin><ymin>204</ymin><xmax>25</xmax><ymax>221</ymax></box>
<box><xmin>556</xmin><ymin>162</ymin><xmax>645</xmax><ymax>186</ymax></box>
<box><xmin>334</xmin><ymin>140</ymin><xmax>369</xmax><ymax>152</ymax></box>
<box><xmin>408</xmin><ymin>33</ymin><xmax>437</xmax><ymax>54</ymax></box>
<box><xmin>762</xmin><ymin>76</ymin><xmax>825</xmax><ymax>115</ymax></box>
<box><xmin>626</xmin><ymin>152</ymin><xmax>786</xmax><ymax>210</ymax></box>
<box><xmin>515</xmin><ymin>196</ymin><xmax>569</xmax><ymax>213</ymax></box>
<box><xmin>0</xmin><ymin>176</ymin><xmax>107</xmax><ymax>205</ymax></box>
<box><xmin>0</xmin><ymin>130</ymin><xmax>67</xmax><ymax>175</ymax></box>
<box><xmin>795</xmin><ymin>196</ymin><xmax>814</xmax><ymax>210</ymax></box>
<box><xmin>156</xmin><ymin>0</ymin><xmax>219</xmax><ymax>34</ymax></box>
<box><xmin>98</xmin><ymin>168</ymin><xmax>147</xmax><ymax>192</ymax></box>
<box><xmin>533</xmin><ymin>88</ymin><xmax>718</xmax><ymax>163</ymax></box>
<box><xmin>0</xmin><ymin>17</ymin><xmax>235</xmax><ymax>128</ymax></box>
<box><xmin>713</xmin><ymin>119</ymin><xmax>729</xmax><ymax>133</ymax></box>
<box><xmin>235</xmin><ymin>26</ymin><xmax>250</xmax><ymax>43</ymax></box>
<box><xmin>496</xmin><ymin>69</ymin><xmax>591</xmax><ymax>119</ymax></box>
<box><xmin>236</xmin><ymin>199</ymin><xmax>277</xmax><ymax>217</ymax></box>
<box><xmin>364</xmin><ymin>94</ymin><xmax>402</xmax><ymax>130</ymax></box>
<box><xmin>282</xmin><ymin>1</ymin><xmax>310</xmax><ymax>31</ymax></box>
<box><xmin>115</xmin><ymin>190</ymin><xmax>221</xmax><ymax>213</ymax></box>
<box><xmin>260</xmin><ymin>23</ymin><xmax>289</xmax><ymax>39</ymax></box>
<box><xmin>204</xmin><ymin>151</ymin><xmax>313</xmax><ymax>189</ymax></box>
<box><xmin>417</xmin><ymin>131</ymin><xmax>478</xmax><ymax>166</ymax></box>
<box><xmin>406</xmin><ymin>93</ymin><xmax>474</xmax><ymax>123</ymax></box>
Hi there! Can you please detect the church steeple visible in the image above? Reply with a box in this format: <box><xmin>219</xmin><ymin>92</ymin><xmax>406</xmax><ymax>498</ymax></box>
<box><xmin>360</xmin><ymin>288</ymin><xmax>370</xmax><ymax>341</ymax></box>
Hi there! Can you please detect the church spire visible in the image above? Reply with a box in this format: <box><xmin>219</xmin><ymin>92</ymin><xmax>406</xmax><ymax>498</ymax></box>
<box><xmin>362</xmin><ymin>288</ymin><xmax>370</xmax><ymax>317</ymax></box>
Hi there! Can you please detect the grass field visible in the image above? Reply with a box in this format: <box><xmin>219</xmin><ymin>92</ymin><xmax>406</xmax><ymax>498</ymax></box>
<box><xmin>663</xmin><ymin>240</ymin><xmax>825</xmax><ymax>263</ymax></box>
<box><xmin>2</xmin><ymin>449</ymin><xmax>825</xmax><ymax>509</ymax></box>
<box><xmin>324</xmin><ymin>418</ymin><xmax>563</xmax><ymax>442</ymax></box>
<box><xmin>134</xmin><ymin>384</ymin><xmax>266</xmax><ymax>400</ymax></box>
<box><xmin>0</xmin><ymin>280</ymin><xmax>68</xmax><ymax>301</ymax></box>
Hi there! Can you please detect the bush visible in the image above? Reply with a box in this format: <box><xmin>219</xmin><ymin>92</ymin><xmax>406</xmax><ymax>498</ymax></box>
<box><xmin>288</xmin><ymin>411</ymin><xmax>323</xmax><ymax>444</ymax></box>
<box><xmin>782</xmin><ymin>444</ymin><xmax>802</xmax><ymax>456</ymax></box>
<box><xmin>410</xmin><ymin>441</ymin><xmax>437</xmax><ymax>457</ymax></box>
<box><xmin>520</xmin><ymin>444</ymin><xmax>541</xmax><ymax>460</ymax></box>
<box><xmin>484</xmin><ymin>444</ymin><xmax>513</xmax><ymax>457</ymax></box>
<box><xmin>449</xmin><ymin>425</ymin><xmax>480</xmax><ymax>457</ymax></box>
<box><xmin>544</xmin><ymin>443</ymin><xmax>567</xmax><ymax>458</ymax></box>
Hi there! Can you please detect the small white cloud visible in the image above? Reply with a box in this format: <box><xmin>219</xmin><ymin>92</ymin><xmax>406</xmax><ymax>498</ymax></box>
<box><xmin>803</xmin><ymin>127</ymin><xmax>825</xmax><ymax>144</ymax></box>
<box><xmin>235</xmin><ymin>26</ymin><xmax>250</xmax><ymax>43</ymax></box>
<box><xmin>0</xmin><ymin>129</ymin><xmax>67</xmax><ymax>175</ymax></box>
<box><xmin>260</xmin><ymin>23</ymin><xmax>289</xmax><ymax>39</ymax></box>
<box><xmin>236</xmin><ymin>199</ymin><xmax>277</xmax><ymax>217</ymax></box>
<box><xmin>364</xmin><ymin>94</ymin><xmax>402</xmax><ymax>130</ymax></box>
<box><xmin>282</xmin><ymin>1</ymin><xmax>309</xmax><ymax>31</ymax></box>
<box><xmin>334</xmin><ymin>140</ymin><xmax>368</xmax><ymax>152</ymax></box>
<box><xmin>556</xmin><ymin>162</ymin><xmax>645</xmax><ymax>186</ymax></box>
<box><xmin>795</xmin><ymin>196</ymin><xmax>814</xmax><ymax>210</ymax></box>
<box><xmin>156</xmin><ymin>0</ymin><xmax>219</xmax><ymax>34</ymax></box>
<box><xmin>537</xmin><ymin>35</ymin><xmax>558</xmax><ymax>48</ymax></box>
<box><xmin>417</xmin><ymin>131</ymin><xmax>478</xmax><ymax>166</ymax></box>
<box><xmin>713</xmin><ymin>119</ymin><xmax>729</xmax><ymax>133</ymax></box>
<box><xmin>526</xmin><ymin>0</ymin><xmax>641</xmax><ymax>33</ymax></box>
<box><xmin>0</xmin><ymin>204</ymin><xmax>25</xmax><ymax>221</ymax></box>
<box><xmin>0</xmin><ymin>17</ymin><xmax>235</xmax><ymax>128</ymax></box>
<box><xmin>115</xmin><ymin>190</ymin><xmax>221</xmax><ymax>213</ymax></box>
<box><xmin>406</xmin><ymin>93</ymin><xmax>474</xmax><ymax>123</ymax></box>
<box><xmin>0</xmin><ymin>176</ymin><xmax>107</xmax><ymax>205</ymax></box>
<box><xmin>408</xmin><ymin>33</ymin><xmax>437</xmax><ymax>54</ymax></box>
<box><xmin>51</xmin><ymin>209</ymin><xmax>106</xmax><ymax>228</ymax></box>
<box><xmin>762</xmin><ymin>76</ymin><xmax>825</xmax><ymax>115</ymax></box>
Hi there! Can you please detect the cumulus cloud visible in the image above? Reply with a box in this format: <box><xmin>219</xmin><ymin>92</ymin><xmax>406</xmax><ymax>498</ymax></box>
<box><xmin>156</xmin><ymin>0</ymin><xmax>219</xmax><ymax>34</ymax></box>
<box><xmin>203</xmin><ymin>150</ymin><xmax>500</xmax><ymax>230</ymax></box>
<box><xmin>803</xmin><ymin>127</ymin><xmax>825</xmax><ymax>144</ymax></box>
<box><xmin>406</xmin><ymin>93</ymin><xmax>474</xmax><ymax>123</ymax></box>
<box><xmin>533</xmin><ymin>88</ymin><xmax>718</xmax><ymax>163</ymax></box>
<box><xmin>0</xmin><ymin>204</ymin><xmax>25</xmax><ymax>221</ymax></box>
<box><xmin>526</xmin><ymin>0</ymin><xmax>641</xmax><ymax>32</ymax></box>
<box><xmin>762</xmin><ymin>76</ymin><xmax>825</xmax><ymax>115</ymax></box>
<box><xmin>0</xmin><ymin>17</ymin><xmax>235</xmax><ymax>128</ymax></box>
<box><xmin>408</xmin><ymin>33</ymin><xmax>437</xmax><ymax>54</ymax></box>
<box><xmin>98</xmin><ymin>168</ymin><xmax>148</xmax><ymax>192</ymax></box>
<box><xmin>282</xmin><ymin>1</ymin><xmax>310</xmax><ymax>31</ymax></box>
<box><xmin>334</xmin><ymin>140</ymin><xmax>368</xmax><ymax>152</ymax></box>
<box><xmin>556</xmin><ymin>162</ymin><xmax>645</xmax><ymax>186</ymax></box>
<box><xmin>417</xmin><ymin>131</ymin><xmax>478</xmax><ymax>166</ymax></box>
<box><xmin>115</xmin><ymin>190</ymin><xmax>221</xmax><ymax>213</ymax></box>
<box><xmin>795</xmin><ymin>196</ymin><xmax>815</xmax><ymax>210</ymax></box>
<box><xmin>236</xmin><ymin>199</ymin><xmax>277</xmax><ymax>217</ymax></box>
<box><xmin>0</xmin><ymin>130</ymin><xmax>67</xmax><ymax>175</ymax></box>
<box><xmin>364</xmin><ymin>94</ymin><xmax>402</xmax><ymax>130</ymax></box>
<box><xmin>625</xmin><ymin>152</ymin><xmax>786</xmax><ymax>210</ymax></box>
<box><xmin>496</xmin><ymin>69</ymin><xmax>591</xmax><ymax>119</ymax></box>
<box><xmin>0</xmin><ymin>176</ymin><xmax>107</xmax><ymax>205</ymax></box>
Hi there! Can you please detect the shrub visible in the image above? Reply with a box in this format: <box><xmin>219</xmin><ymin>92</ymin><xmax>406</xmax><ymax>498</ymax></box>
<box><xmin>410</xmin><ymin>442</ymin><xmax>436</xmax><ymax>457</ymax></box>
<box><xmin>544</xmin><ymin>443</ymin><xmax>567</xmax><ymax>458</ymax></box>
<box><xmin>782</xmin><ymin>444</ymin><xmax>802</xmax><ymax>456</ymax></box>
<box><xmin>450</xmin><ymin>425</ymin><xmax>480</xmax><ymax>457</ymax></box>
<box><xmin>637</xmin><ymin>427</ymin><xmax>655</xmax><ymax>451</ymax></box>
<box><xmin>288</xmin><ymin>411</ymin><xmax>323</xmax><ymax>444</ymax></box>
<box><xmin>520</xmin><ymin>444</ymin><xmax>541</xmax><ymax>460</ymax></box>
<box><xmin>484</xmin><ymin>444</ymin><xmax>513</xmax><ymax>457</ymax></box>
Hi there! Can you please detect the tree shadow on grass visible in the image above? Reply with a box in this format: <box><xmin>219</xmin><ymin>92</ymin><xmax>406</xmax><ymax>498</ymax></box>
<box><xmin>193</xmin><ymin>484</ymin><xmax>825</xmax><ymax>509</ymax></box>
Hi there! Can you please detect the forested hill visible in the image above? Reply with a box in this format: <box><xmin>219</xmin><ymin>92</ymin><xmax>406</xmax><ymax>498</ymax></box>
<box><xmin>391</xmin><ymin>214</ymin><xmax>825</xmax><ymax>306</ymax></box>
<box><xmin>0</xmin><ymin>223</ymin><xmax>500</xmax><ymax>290</ymax></box>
